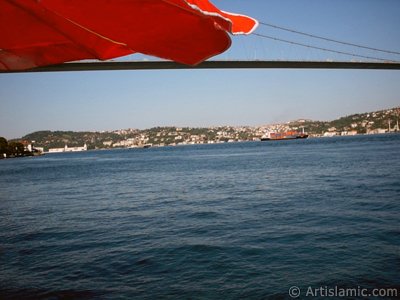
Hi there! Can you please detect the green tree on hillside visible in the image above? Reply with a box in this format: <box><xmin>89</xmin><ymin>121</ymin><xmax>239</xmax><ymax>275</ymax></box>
<box><xmin>0</xmin><ymin>137</ymin><xmax>8</xmax><ymax>158</ymax></box>
<box><xmin>7</xmin><ymin>141</ymin><xmax>25</xmax><ymax>157</ymax></box>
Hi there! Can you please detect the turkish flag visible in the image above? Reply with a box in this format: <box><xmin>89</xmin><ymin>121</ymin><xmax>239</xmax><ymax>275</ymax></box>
<box><xmin>0</xmin><ymin>0</ymin><xmax>257</xmax><ymax>71</ymax></box>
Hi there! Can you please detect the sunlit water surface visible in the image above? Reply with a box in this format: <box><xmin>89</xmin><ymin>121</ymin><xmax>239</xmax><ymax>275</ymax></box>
<box><xmin>0</xmin><ymin>135</ymin><xmax>399</xmax><ymax>299</ymax></box>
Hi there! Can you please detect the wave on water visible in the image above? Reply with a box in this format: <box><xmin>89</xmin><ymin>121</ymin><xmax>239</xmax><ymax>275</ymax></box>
<box><xmin>0</xmin><ymin>135</ymin><xmax>399</xmax><ymax>299</ymax></box>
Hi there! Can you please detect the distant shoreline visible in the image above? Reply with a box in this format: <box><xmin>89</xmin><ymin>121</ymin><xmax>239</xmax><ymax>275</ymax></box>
<box><xmin>34</xmin><ymin>132</ymin><xmax>400</xmax><ymax>156</ymax></box>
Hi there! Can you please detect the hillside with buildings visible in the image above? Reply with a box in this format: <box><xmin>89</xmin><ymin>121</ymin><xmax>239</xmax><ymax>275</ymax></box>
<box><xmin>18</xmin><ymin>107</ymin><xmax>399</xmax><ymax>151</ymax></box>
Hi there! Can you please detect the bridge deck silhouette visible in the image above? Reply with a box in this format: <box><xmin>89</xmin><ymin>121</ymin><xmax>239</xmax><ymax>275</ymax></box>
<box><xmin>3</xmin><ymin>60</ymin><xmax>400</xmax><ymax>73</ymax></box>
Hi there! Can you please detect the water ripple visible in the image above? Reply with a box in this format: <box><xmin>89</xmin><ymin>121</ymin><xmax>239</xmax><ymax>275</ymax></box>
<box><xmin>0</xmin><ymin>134</ymin><xmax>399</xmax><ymax>299</ymax></box>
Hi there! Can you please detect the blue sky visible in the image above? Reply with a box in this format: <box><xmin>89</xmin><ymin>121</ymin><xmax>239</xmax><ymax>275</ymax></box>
<box><xmin>1</xmin><ymin>0</ymin><xmax>400</xmax><ymax>139</ymax></box>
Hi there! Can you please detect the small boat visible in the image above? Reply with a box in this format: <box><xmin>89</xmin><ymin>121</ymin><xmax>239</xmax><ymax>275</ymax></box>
<box><xmin>261</xmin><ymin>131</ymin><xmax>308</xmax><ymax>141</ymax></box>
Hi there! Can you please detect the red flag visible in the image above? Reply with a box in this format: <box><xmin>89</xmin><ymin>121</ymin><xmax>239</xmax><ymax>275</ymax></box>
<box><xmin>0</xmin><ymin>0</ymin><xmax>257</xmax><ymax>71</ymax></box>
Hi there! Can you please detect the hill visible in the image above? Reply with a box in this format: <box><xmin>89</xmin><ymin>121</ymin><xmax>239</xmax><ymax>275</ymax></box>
<box><xmin>20</xmin><ymin>107</ymin><xmax>399</xmax><ymax>150</ymax></box>
<box><xmin>289</xmin><ymin>107</ymin><xmax>399</xmax><ymax>135</ymax></box>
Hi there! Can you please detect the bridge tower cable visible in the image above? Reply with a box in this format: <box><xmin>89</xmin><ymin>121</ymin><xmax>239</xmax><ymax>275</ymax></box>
<box><xmin>259</xmin><ymin>21</ymin><xmax>400</xmax><ymax>56</ymax></box>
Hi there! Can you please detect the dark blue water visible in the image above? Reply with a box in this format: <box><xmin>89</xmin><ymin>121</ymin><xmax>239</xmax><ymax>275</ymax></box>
<box><xmin>1</xmin><ymin>135</ymin><xmax>399</xmax><ymax>299</ymax></box>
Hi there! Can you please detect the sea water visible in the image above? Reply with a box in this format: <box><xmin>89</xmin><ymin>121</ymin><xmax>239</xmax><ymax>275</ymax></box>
<box><xmin>0</xmin><ymin>134</ymin><xmax>399</xmax><ymax>299</ymax></box>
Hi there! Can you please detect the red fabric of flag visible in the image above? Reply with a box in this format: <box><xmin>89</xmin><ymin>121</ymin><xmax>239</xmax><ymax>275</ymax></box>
<box><xmin>0</xmin><ymin>0</ymin><xmax>257</xmax><ymax>71</ymax></box>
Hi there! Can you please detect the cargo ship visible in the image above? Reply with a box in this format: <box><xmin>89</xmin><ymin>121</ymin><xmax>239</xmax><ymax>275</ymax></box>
<box><xmin>261</xmin><ymin>131</ymin><xmax>308</xmax><ymax>141</ymax></box>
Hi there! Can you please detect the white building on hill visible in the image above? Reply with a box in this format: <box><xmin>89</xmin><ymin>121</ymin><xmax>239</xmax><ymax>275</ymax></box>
<box><xmin>48</xmin><ymin>144</ymin><xmax>87</xmax><ymax>153</ymax></box>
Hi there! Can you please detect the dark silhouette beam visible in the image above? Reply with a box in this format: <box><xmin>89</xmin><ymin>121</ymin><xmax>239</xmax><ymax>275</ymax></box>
<box><xmin>2</xmin><ymin>60</ymin><xmax>400</xmax><ymax>73</ymax></box>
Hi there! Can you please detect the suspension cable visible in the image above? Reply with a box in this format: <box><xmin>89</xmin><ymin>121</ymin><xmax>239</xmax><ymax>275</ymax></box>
<box><xmin>259</xmin><ymin>21</ymin><xmax>400</xmax><ymax>56</ymax></box>
<box><xmin>252</xmin><ymin>33</ymin><xmax>398</xmax><ymax>62</ymax></box>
